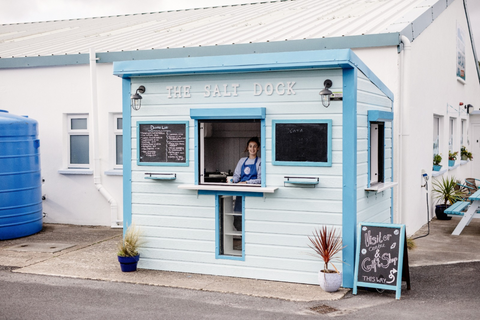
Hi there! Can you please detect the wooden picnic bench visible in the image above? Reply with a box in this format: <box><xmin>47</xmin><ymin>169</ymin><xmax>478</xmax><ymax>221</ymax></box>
<box><xmin>445</xmin><ymin>189</ymin><xmax>480</xmax><ymax>235</ymax></box>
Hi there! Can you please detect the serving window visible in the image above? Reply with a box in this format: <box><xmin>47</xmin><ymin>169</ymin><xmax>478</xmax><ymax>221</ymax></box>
<box><xmin>191</xmin><ymin>107</ymin><xmax>266</xmax><ymax>188</ymax></box>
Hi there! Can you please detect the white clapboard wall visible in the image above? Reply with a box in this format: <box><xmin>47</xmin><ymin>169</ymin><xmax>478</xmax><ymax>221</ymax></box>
<box><xmin>129</xmin><ymin>68</ymin><xmax>392</xmax><ymax>284</ymax></box>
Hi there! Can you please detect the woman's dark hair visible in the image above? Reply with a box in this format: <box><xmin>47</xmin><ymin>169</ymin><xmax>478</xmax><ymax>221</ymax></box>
<box><xmin>244</xmin><ymin>137</ymin><xmax>260</xmax><ymax>152</ymax></box>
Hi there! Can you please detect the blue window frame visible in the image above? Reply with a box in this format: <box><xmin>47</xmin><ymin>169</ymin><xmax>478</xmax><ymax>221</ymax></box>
<box><xmin>191</xmin><ymin>108</ymin><xmax>266</xmax><ymax>188</ymax></box>
<box><xmin>367</xmin><ymin>111</ymin><xmax>393</xmax><ymax>187</ymax></box>
<box><xmin>272</xmin><ymin>119</ymin><xmax>332</xmax><ymax>167</ymax></box>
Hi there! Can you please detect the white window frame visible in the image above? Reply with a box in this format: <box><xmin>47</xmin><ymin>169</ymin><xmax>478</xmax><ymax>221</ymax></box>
<box><xmin>449</xmin><ymin>117</ymin><xmax>455</xmax><ymax>153</ymax></box>
<box><xmin>66</xmin><ymin>114</ymin><xmax>90</xmax><ymax>169</ymax></box>
<box><xmin>433</xmin><ymin>116</ymin><xmax>440</xmax><ymax>156</ymax></box>
<box><xmin>112</xmin><ymin>113</ymin><xmax>123</xmax><ymax>170</ymax></box>
<box><xmin>461</xmin><ymin>119</ymin><xmax>467</xmax><ymax>147</ymax></box>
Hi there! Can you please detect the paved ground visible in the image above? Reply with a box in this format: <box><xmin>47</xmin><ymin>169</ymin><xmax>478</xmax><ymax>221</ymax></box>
<box><xmin>0</xmin><ymin>216</ymin><xmax>479</xmax><ymax>303</ymax></box>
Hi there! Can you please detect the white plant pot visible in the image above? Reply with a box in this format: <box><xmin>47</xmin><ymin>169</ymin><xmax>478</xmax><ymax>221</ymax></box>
<box><xmin>318</xmin><ymin>270</ymin><xmax>342</xmax><ymax>292</ymax></box>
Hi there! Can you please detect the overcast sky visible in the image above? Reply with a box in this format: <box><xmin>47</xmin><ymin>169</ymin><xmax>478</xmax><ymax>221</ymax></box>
<box><xmin>1</xmin><ymin>0</ymin><xmax>480</xmax><ymax>57</ymax></box>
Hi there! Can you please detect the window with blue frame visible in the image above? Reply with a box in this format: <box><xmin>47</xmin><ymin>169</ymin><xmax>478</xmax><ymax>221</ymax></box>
<box><xmin>367</xmin><ymin>111</ymin><xmax>393</xmax><ymax>186</ymax></box>
<box><xmin>217</xmin><ymin>194</ymin><xmax>244</xmax><ymax>258</ymax></box>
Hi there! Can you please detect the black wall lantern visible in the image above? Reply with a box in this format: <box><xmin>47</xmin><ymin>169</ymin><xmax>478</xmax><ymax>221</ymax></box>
<box><xmin>131</xmin><ymin>85</ymin><xmax>145</xmax><ymax>111</ymax></box>
<box><xmin>319</xmin><ymin>79</ymin><xmax>333</xmax><ymax>108</ymax></box>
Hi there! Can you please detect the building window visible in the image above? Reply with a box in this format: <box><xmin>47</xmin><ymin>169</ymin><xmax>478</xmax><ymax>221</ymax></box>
<box><xmin>217</xmin><ymin>195</ymin><xmax>244</xmax><ymax>259</ymax></box>
<box><xmin>433</xmin><ymin>116</ymin><xmax>440</xmax><ymax>156</ymax></box>
<box><xmin>449</xmin><ymin>118</ymin><xmax>455</xmax><ymax>152</ymax></box>
<box><xmin>191</xmin><ymin>107</ymin><xmax>266</xmax><ymax>188</ymax></box>
<box><xmin>370</xmin><ymin>123</ymin><xmax>385</xmax><ymax>185</ymax></box>
<box><xmin>113</xmin><ymin>114</ymin><xmax>123</xmax><ymax>168</ymax></box>
<box><xmin>199</xmin><ymin>120</ymin><xmax>261</xmax><ymax>185</ymax></box>
<box><xmin>67</xmin><ymin>114</ymin><xmax>89</xmax><ymax>168</ymax></box>
<box><xmin>367</xmin><ymin>110</ymin><xmax>393</xmax><ymax>187</ymax></box>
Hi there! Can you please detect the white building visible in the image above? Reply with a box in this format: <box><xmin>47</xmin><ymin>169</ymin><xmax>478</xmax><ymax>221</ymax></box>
<box><xmin>1</xmin><ymin>0</ymin><xmax>479</xmax><ymax>286</ymax></box>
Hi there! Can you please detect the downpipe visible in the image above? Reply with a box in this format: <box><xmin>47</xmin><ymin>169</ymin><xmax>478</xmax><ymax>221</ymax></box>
<box><xmin>90</xmin><ymin>48</ymin><xmax>122</xmax><ymax>229</ymax></box>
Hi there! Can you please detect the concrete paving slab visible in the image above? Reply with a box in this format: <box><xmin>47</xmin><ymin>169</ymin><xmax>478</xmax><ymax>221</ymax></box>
<box><xmin>408</xmin><ymin>216</ymin><xmax>480</xmax><ymax>267</ymax></box>
<box><xmin>14</xmin><ymin>236</ymin><xmax>348</xmax><ymax>301</ymax></box>
<box><xmin>6</xmin><ymin>243</ymin><xmax>75</xmax><ymax>253</ymax></box>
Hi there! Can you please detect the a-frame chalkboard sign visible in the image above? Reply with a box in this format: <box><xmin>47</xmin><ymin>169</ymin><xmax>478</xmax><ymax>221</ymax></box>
<box><xmin>353</xmin><ymin>222</ymin><xmax>411</xmax><ymax>299</ymax></box>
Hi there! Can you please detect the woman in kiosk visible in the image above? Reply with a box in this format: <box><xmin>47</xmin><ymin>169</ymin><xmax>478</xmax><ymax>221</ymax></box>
<box><xmin>232</xmin><ymin>137</ymin><xmax>261</xmax><ymax>231</ymax></box>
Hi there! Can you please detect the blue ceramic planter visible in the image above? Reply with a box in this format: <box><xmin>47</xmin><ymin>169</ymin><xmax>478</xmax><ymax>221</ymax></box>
<box><xmin>433</xmin><ymin>165</ymin><xmax>442</xmax><ymax>171</ymax></box>
<box><xmin>448</xmin><ymin>160</ymin><xmax>455</xmax><ymax>167</ymax></box>
<box><xmin>118</xmin><ymin>255</ymin><xmax>140</xmax><ymax>272</ymax></box>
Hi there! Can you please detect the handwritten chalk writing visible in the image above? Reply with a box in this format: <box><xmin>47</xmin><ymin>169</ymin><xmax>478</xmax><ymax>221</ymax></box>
<box><xmin>204</xmin><ymin>84</ymin><xmax>239</xmax><ymax>97</ymax></box>
<box><xmin>139</xmin><ymin>123</ymin><xmax>186</xmax><ymax>163</ymax></box>
<box><xmin>386</xmin><ymin>268</ymin><xmax>397</xmax><ymax>284</ymax></box>
<box><xmin>362</xmin><ymin>275</ymin><xmax>387</xmax><ymax>284</ymax></box>
<box><xmin>361</xmin><ymin>249</ymin><xmax>398</xmax><ymax>273</ymax></box>
<box><xmin>288</xmin><ymin>128</ymin><xmax>303</xmax><ymax>134</ymax></box>
<box><xmin>364</xmin><ymin>230</ymin><xmax>392</xmax><ymax>247</ymax></box>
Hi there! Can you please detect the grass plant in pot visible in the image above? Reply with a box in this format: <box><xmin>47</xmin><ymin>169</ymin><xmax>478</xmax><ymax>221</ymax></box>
<box><xmin>433</xmin><ymin>154</ymin><xmax>442</xmax><ymax>171</ymax></box>
<box><xmin>117</xmin><ymin>223</ymin><xmax>143</xmax><ymax>272</ymax></box>
<box><xmin>432</xmin><ymin>176</ymin><xmax>462</xmax><ymax>221</ymax></box>
<box><xmin>308</xmin><ymin>226</ymin><xmax>345</xmax><ymax>292</ymax></box>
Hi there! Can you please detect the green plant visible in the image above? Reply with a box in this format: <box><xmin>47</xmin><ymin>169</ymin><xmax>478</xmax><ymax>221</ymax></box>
<box><xmin>448</xmin><ymin>150</ymin><xmax>458</xmax><ymax>161</ymax></box>
<box><xmin>406</xmin><ymin>237</ymin><xmax>416</xmax><ymax>251</ymax></box>
<box><xmin>433</xmin><ymin>154</ymin><xmax>442</xmax><ymax>166</ymax></box>
<box><xmin>461</xmin><ymin>146</ymin><xmax>473</xmax><ymax>160</ymax></box>
<box><xmin>117</xmin><ymin>223</ymin><xmax>144</xmax><ymax>257</ymax></box>
<box><xmin>432</xmin><ymin>176</ymin><xmax>462</xmax><ymax>205</ymax></box>
<box><xmin>308</xmin><ymin>226</ymin><xmax>345</xmax><ymax>274</ymax></box>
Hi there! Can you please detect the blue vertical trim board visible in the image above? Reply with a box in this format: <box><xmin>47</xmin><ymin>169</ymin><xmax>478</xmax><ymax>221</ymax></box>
<box><xmin>194</xmin><ymin>120</ymin><xmax>199</xmax><ymax>185</ymax></box>
<box><xmin>122</xmin><ymin>78</ymin><xmax>132</xmax><ymax>234</ymax></box>
<box><xmin>367</xmin><ymin>121</ymin><xmax>371</xmax><ymax>188</ymax></box>
<box><xmin>261</xmin><ymin>119</ymin><xmax>266</xmax><ymax>188</ymax></box>
<box><xmin>390</xmin><ymin>103</ymin><xmax>395</xmax><ymax>223</ymax></box>
<box><xmin>342</xmin><ymin>67</ymin><xmax>357</xmax><ymax>288</ymax></box>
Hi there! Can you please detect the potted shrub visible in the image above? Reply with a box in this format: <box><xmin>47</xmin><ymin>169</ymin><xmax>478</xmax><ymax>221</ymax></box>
<box><xmin>117</xmin><ymin>223</ymin><xmax>143</xmax><ymax>272</ymax></box>
<box><xmin>433</xmin><ymin>154</ymin><xmax>442</xmax><ymax>171</ymax></box>
<box><xmin>432</xmin><ymin>176</ymin><xmax>462</xmax><ymax>220</ymax></box>
<box><xmin>448</xmin><ymin>150</ymin><xmax>458</xmax><ymax>167</ymax></box>
<box><xmin>460</xmin><ymin>146</ymin><xmax>473</xmax><ymax>161</ymax></box>
<box><xmin>308</xmin><ymin>226</ymin><xmax>345</xmax><ymax>292</ymax></box>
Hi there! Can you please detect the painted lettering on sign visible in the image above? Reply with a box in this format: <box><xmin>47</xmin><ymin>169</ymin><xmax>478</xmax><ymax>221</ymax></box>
<box><xmin>165</xmin><ymin>82</ymin><xmax>300</xmax><ymax>98</ymax></box>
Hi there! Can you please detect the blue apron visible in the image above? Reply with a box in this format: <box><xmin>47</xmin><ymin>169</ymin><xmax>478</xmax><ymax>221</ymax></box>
<box><xmin>234</xmin><ymin>157</ymin><xmax>258</xmax><ymax>217</ymax></box>
<box><xmin>240</xmin><ymin>157</ymin><xmax>258</xmax><ymax>182</ymax></box>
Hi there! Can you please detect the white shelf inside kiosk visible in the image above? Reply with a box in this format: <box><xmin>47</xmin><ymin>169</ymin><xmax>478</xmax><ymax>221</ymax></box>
<box><xmin>222</xmin><ymin>196</ymin><xmax>242</xmax><ymax>257</ymax></box>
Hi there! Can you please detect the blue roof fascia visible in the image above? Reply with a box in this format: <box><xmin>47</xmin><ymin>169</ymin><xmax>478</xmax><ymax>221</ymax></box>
<box><xmin>114</xmin><ymin>49</ymin><xmax>394</xmax><ymax>101</ymax></box>
<box><xmin>0</xmin><ymin>54</ymin><xmax>89</xmax><ymax>69</ymax></box>
<box><xmin>0</xmin><ymin>33</ymin><xmax>400</xmax><ymax>69</ymax></box>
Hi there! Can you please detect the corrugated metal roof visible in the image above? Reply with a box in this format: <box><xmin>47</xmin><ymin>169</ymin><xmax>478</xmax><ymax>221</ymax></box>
<box><xmin>0</xmin><ymin>0</ymin><xmax>441</xmax><ymax>58</ymax></box>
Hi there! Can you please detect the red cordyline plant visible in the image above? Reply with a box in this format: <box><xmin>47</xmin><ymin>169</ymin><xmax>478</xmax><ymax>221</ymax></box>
<box><xmin>308</xmin><ymin>226</ymin><xmax>345</xmax><ymax>274</ymax></box>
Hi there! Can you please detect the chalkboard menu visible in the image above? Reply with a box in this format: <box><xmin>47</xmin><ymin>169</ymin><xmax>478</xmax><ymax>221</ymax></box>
<box><xmin>353</xmin><ymin>223</ymin><xmax>410</xmax><ymax>300</ymax></box>
<box><xmin>273</xmin><ymin>120</ymin><xmax>331</xmax><ymax>166</ymax></box>
<box><xmin>138</xmin><ymin>122</ymin><xmax>188</xmax><ymax>165</ymax></box>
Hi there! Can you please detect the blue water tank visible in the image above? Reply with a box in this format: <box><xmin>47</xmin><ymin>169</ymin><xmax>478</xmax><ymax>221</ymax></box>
<box><xmin>0</xmin><ymin>110</ymin><xmax>43</xmax><ymax>240</ymax></box>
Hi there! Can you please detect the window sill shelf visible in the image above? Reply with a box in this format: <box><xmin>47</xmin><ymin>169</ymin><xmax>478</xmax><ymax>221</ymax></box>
<box><xmin>365</xmin><ymin>182</ymin><xmax>398</xmax><ymax>193</ymax></box>
<box><xmin>178</xmin><ymin>184</ymin><xmax>278</xmax><ymax>193</ymax></box>
<box><xmin>432</xmin><ymin>168</ymin><xmax>448</xmax><ymax>177</ymax></box>
<box><xmin>448</xmin><ymin>163</ymin><xmax>460</xmax><ymax>170</ymax></box>
<box><xmin>105</xmin><ymin>170</ymin><xmax>123</xmax><ymax>176</ymax></box>
<box><xmin>58</xmin><ymin>169</ymin><xmax>93</xmax><ymax>175</ymax></box>
<box><xmin>460</xmin><ymin>160</ymin><xmax>469</xmax><ymax>166</ymax></box>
